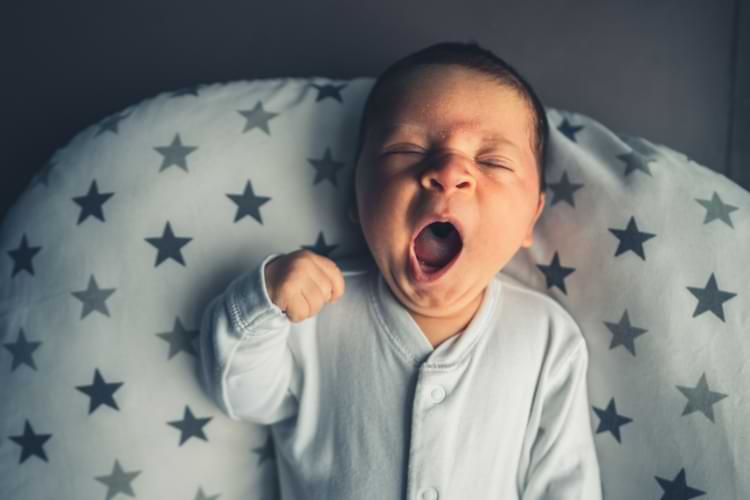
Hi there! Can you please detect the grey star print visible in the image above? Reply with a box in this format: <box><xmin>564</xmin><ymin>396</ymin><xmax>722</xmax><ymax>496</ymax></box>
<box><xmin>193</xmin><ymin>487</ymin><xmax>221</xmax><ymax>500</ymax></box>
<box><xmin>557</xmin><ymin>118</ymin><xmax>583</xmax><ymax>142</ymax></box>
<box><xmin>8</xmin><ymin>233</ymin><xmax>42</xmax><ymax>277</ymax></box>
<box><xmin>557</xmin><ymin>117</ymin><xmax>583</xmax><ymax>142</ymax></box>
<box><xmin>145</xmin><ymin>222</ymin><xmax>193</xmax><ymax>267</ymax></box>
<box><xmin>608</xmin><ymin>216</ymin><xmax>656</xmax><ymax>260</ymax></box>
<box><xmin>96</xmin><ymin>460</ymin><xmax>141</xmax><ymax>499</ymax></box>
<box><xmin>72</xmin><ymin>179</ymin><xmax>114</xmax><ymax>224</ymax></box>
<box><xmin>695</xmin><ymin>192</ymin><xmax>738</xmax><ymax>228</ymax></box>
<box><xmin>76</xmin><ymin>368</ymin><xmax>124</xmax><ymax>414</ymax></box>
<box><xmin>311</xmin><ymin>82</ymin><xmax>347</xmax><ymax>102</ymax></box>
<box><xmin>593</xmin><ymin>398</ymin><xmax>633</xmax><ymax>443</ymax></box>
<box><xmin>154</xmin><ymin>133</ymin><xmax>199</xmax><ymax>172</ymax></box>
<box><xmin>686</xmin><ymin>273</ymin><xmax>737</xmax><ymax>321</ymax></box>
<box><xmin>603</xmin><ymin>310</ymin><xmax>648</xmax><ymax>356</ymax></box>
<box><xmin>95</xmin><ymin>111</ymin><xmax>130</xmax><ymax>136</ymax></box>
<box><xmin>3</xmin><ymin>329</ymin><xmax>42</xmax><ymax>371</ymax></box>
<box><xmin>676</xmin><ymin>373</ymin><xmax>728</xmax><ymax>422</ymax></box>
<box><xmin>9</xmin><ymin>420</ymin><xmax>52</xmax><ymax>464</ymax></box>
<box><xmin>302</xmin><ymin>231</ymin><xmax>338</xmax><ymax>257</ymax></box>
<box><xmin>620</xmin><ymin>135</ymin><xmax>661</xmax><ymax>163</ymax></box>
<box><xmin>536</xmin><ymin>252</ymin><xmax>576</xmax><ymax>294</ymax></box>
<box><xmin>71</xmin><ymin>274</ymin><xmax>116</xmax><ymax>318</ymax></box>
<box><xmin>238</xmin><ymin>101</ymin><xmax>279</xmax><ymax>135</ymax></box>
<box><xmin>167</xmin><ymin>406</ymin><xmax>212</xmax><ymax>445</ymax></box>
<box><xmin>655</xmin><ymin>468</ymin><xmax>705</xmax><ymax>499</ymax></box>
<box><xmin>547</xmin><ymin>171</ymin><xmax>584</xmax><ymax>207</ymax></box>
<box><xmin>617</xmin><ymin>151</ymin><xmax>653</xmax><ymax>177</ymax></box>
<box><xmin>227</xmin><ymin>180</ymin><xmax>271</xmax><ymax>224</ymax></box>
<box><xmin>156</xmin><ymin>317</ymin><xmax>199</xmax><ymax>359</ymax></box>
<box><xmin>308</xmin><ymin>147</ymin><xmax>346</xmax><ymax>186</ymax></box>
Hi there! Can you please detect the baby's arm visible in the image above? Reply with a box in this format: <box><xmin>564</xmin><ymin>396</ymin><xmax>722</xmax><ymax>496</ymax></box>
<box><xmin>521</xmin><ymin>330</ymin><xmax>603</xmax><ymax>499</ymax></box>
<box><xmin>198</xmin><ymin>250</ymin><xmax>344</xmax><ymax>425</ymax></box>
<box><xmin>199</xmin><ymin>252</ymin><xmax>296</xmax><ymax>424</ymax></box>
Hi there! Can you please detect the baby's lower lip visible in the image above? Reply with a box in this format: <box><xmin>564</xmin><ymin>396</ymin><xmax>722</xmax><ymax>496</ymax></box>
<box><xmin>407</xmin><ymin>244</ymin><xmax>462</xmax><ymax>285</ymax></box>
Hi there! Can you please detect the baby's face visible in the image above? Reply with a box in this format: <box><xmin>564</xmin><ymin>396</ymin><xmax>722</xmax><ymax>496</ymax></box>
<box><xmin>354</xmin><ymin>64</ymin><xmax>545</xmax><ymax>318</ymax></box>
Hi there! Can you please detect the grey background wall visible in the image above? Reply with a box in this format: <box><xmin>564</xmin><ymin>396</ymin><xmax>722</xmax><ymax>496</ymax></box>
<box><xmin>2</xmin><ymin>0</ymin><xmax>748</xmax><ymax>222</ymax></box>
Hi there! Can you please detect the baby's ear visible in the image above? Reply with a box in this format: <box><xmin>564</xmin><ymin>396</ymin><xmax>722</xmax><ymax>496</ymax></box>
<box><xmin>536</xmin><ymin>191</ymin><xmax>546</xmax><ymax>218</ymax></box>
<box><xmin>521</xmin><ymin>192</ymin><xmax>546</xmax><ymax>248</ymax></box>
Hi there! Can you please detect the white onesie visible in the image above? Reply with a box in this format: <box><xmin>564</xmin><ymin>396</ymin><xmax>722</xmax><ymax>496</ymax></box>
<box><xmin>199</xmin><ymin>252</ymin><xmax>603</xmax><ymax>500</ymax></box>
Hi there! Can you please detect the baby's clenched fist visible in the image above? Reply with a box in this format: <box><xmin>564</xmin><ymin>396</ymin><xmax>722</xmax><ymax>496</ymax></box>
<box><xmin>263</xmin><ymin>250</ymin><xmax>346</xmax><ymax>322</ymax></box>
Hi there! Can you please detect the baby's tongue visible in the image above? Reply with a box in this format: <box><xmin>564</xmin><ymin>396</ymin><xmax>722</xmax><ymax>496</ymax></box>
<box><xmin>414</xmin><ymin>225</ymin><xmax>461</xmax><ymax>268</ymax></box>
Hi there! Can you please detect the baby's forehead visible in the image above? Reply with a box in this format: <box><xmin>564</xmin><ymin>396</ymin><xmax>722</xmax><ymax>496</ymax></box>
<box><xmin>372</xmin><ymin>94</ymin><xmax>532</xmax><ymax>149</ymax></box>
<box><xmin>372</xmin><ymin>69</ymin><xmax>531</xmax><ymax>129</ymax></box>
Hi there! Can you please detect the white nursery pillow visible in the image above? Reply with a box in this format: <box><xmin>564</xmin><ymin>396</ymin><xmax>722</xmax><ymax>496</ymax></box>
<box><xmin>0</xmin><ymin>77</ymin><xmax>747</xmax><ymax>500</ymax></box>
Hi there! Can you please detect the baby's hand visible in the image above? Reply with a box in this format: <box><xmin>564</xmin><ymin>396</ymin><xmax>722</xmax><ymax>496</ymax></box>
<box><xmin>264</xmin><ymin>250</ymin><xmax>345</xmax><ymax>323</ymax></box>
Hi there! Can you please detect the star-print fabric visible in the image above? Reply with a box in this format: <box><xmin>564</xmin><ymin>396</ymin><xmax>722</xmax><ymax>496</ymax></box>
<box><xmin>1</xmin><ymin>77</ymin><xmax>748</xmax><ymax>500</ymax></box>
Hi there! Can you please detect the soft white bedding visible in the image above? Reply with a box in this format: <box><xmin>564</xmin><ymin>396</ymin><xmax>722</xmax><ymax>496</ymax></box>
<box><xmin>1</xmin><ymin>77</ymin><xmax>747</xmax><ymax>499</ymax></box>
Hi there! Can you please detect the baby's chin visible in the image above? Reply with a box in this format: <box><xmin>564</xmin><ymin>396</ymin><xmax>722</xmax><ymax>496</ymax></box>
<box><xmin>385</xmin><ymin>264</ymin><xmax>479</xmax><ymax>313</ymax></box>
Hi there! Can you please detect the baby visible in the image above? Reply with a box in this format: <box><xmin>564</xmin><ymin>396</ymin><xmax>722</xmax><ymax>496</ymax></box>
<box><xmin>200</xmin><ymin>41</ymin><xmax>603</xmax><ymax>499</ymax></box>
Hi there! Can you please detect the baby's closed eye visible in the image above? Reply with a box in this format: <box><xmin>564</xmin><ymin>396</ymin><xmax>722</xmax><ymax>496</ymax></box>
<box><xmin>385</xmin><ymin>148</ymin><xmax>513</xmax><ymax>170</ymax></box>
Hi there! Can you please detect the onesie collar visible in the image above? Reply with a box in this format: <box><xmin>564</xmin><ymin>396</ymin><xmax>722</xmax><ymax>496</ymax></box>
<box><xmin>370</xmin><ymin>267</ymin><xmax>501</xmax><ymax>367</ymax></box>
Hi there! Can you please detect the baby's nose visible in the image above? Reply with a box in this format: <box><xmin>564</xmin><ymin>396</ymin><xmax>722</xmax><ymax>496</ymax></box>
<box><xmin>420</xmin><ymin>153</ymin><xmax>476</xmax><ymax>193</ymax></box>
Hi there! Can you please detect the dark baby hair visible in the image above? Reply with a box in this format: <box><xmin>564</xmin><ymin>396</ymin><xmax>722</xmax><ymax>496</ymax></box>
<box><xmin>350</xmin><ymin>40</ymin><xmax>549</xmax><ymax>203</ymax></box>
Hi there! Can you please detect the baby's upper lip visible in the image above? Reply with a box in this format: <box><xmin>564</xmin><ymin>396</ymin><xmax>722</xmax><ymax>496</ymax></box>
<box><xmin>410</xmin><ymin>211</ymin><xmax>466</xmax><ymax>249</ymax></box>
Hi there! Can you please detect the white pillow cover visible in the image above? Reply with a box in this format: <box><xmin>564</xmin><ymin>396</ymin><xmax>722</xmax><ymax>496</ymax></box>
<box><xmin>0</xmin><ymin>77</ymin><xmax>747</xmax><ymax>499</ymax></box>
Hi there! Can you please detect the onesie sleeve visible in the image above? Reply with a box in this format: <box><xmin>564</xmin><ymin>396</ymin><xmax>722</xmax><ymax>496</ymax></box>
<box><xmin>198</xmin><ymin>252</ymin><xmax>301</xmax><ymax>425</ymax></box>
<box><xmin>521</xmin><ymin>332</ymin><xmax>603</xmax><ymax>500</ymax></box>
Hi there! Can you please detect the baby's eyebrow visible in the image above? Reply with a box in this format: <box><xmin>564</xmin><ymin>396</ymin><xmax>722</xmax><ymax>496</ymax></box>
<box><xmin>380</xmin><ymin>123</ymin><xmax>423</xmax><ymax>136</ymax></box>
<box><xmin>479</xmin><ymin>136</ymin><xmax>521</xmax><ymax>152</ymax></box>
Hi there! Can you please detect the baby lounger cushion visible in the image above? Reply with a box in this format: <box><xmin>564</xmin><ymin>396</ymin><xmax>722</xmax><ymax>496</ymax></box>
<box><xmin>1</xmin><ymin>77</ymin><xmax>748</xmax><ymax>499</ymax></box>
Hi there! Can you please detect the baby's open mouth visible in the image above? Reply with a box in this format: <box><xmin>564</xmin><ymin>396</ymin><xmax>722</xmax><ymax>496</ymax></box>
<box><xmin>413</xmin><ymin>221</ymin><xmax>463</xmax><ymax>274</ymax></box>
